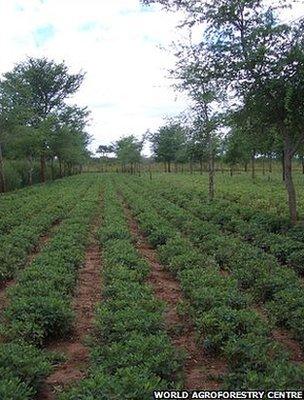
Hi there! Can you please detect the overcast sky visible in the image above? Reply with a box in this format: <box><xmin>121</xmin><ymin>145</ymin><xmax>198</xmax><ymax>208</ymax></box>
<box><xmin>0</xmin><ymin>1</ymin><xmax>303</xmax><ymax>153</ymax></box>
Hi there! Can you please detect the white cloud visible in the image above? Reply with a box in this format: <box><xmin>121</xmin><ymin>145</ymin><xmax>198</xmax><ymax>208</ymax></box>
<box><xmin>0</xmin><ymin>0</ymin><xmax>188</xmax><ymax>153</ymax></box>
<box><xmin>0</xmin><ymin>0</ymin><xmax>302</xmax><ymax>153</ymax></box>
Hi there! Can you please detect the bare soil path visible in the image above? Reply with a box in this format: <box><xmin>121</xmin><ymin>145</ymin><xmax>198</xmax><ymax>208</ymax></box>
<box><xmin>121</xmin><ymin>198</ymin><xmax>227</xmax><ymax>390</ymax></box>
<box><xmin>37</xmin><ymin>213</ymin><xmax>102</xmax><ymax>400</ymax></box>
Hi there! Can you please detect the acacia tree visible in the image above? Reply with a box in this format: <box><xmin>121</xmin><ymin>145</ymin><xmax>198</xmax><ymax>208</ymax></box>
<box><xmin>149</xmin><ymin>123</ymin><xmax>186</xmax><ymax>172</ymax></box>
<box><xmin>244</xmin><ymin>22</ymin><xmax>304</xmax><ymax>223</ymax></box>
<box><xmin>114</xmin><ymin>135</ymin><xmax>143</xmax><ymax>174</ymax></box>
<box><xmin>96</xmin><ymin>144</ymin><xmax>114</xmax><ymax>172</ymax></box>
<box><xmin>0</xmin><ymin>109</ymin><xmax>9</xmax><ymax>192</ymax></box>
<box><xmin>142</xmin><ymin>0</ymin><xmax>304</xmax><ymax>224</ymax></box>
<box><xmin>97</xmin><ymin>145</ymin><xmax>114</xmax><ymax>157</ymax></box>
<box><xmin>172</xmin><ymin>40</ymin><xmax>222</xmax><ymax>200</ymax></box>
<box><xmin>0</xmin><ymin>57</ymin><xmax>85</xmax><ymax>183</ymax></box>
<box><xmin>0</xmin><ymin>92</ymin><xmax>29</xmax><ymax>192</ymax></box>
<box><xmin>51</xmin><ymin>105</ymin><xmax>91</xmax><ymax>177</ymax></box>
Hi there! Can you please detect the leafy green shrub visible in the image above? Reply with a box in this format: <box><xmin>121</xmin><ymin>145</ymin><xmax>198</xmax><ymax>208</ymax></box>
<box><xmin>3</xmin><ymin>162</ymin><xmax>23</xmax><ymax>191</ymax></box>
<box><xmin>250</xmin><ymin>214</ymin><xmax>291</xmax><ymax>233</ymax></box>
<box><xmin>288</xmin><ymin>225</ymin><xmax>304</xmax><ymax>242</ymax></box>
<box><xmin>287</xmin><ymin>249</ymin><xmax>304</xmax><ymax>274</ymax></box>
<box><xmin>266</xmin><ymin>287</ymin><xmax>304</xmax><ymax>330</ymax></box>
<box><xmin>4</xmin><ymin>295</ymin><xmax>74</xmax><ymax>344</ymax></box>
<box><xmin>99</xmin><ymin>226</ymin><xmax>130</xmax><ymax>242</ymax></box>
<box><xmin>223</xmin><ymin>334</ymin><xmax>285</xmax><ymax>372</ymax></box>
<box><xmin>60</xmin><ymin>367</ymin><xmax>170</xmax><ymax>400</ymax></box>
<box><xmin>90</xmin><ymin>333</ymin><xmax>183</xmax><ymax>380</ymax></box>
<box><xmin>0</xmin><ymin>342</ymin><xmax>51</xmax><ymax>389</ymax></box>
<box><xmin>196</xmin><ymin>307</ymin><xmax>270</xmax><ymax>353</ymax></box>
<box><xmin>94</xmin><ymin>302</ymin><xmax>165</xmax><ymax>343</ymax></box>
<box><xmin>224</xmin><ymin>362</ymin><xmax>304</xmax><ymax>390</ymax></box>
<box><xmin>0</xmin><ymin>374</ymin><xmax>33</xmax><ymax>400</ymax></box>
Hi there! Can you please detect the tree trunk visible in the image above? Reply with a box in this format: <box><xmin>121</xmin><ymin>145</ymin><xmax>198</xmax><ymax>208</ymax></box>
<box><xmin>40</xmin><ymin>155</ymin><xmax>46</xmax><ymax>183</ymax></box>
<box><xmin>208</xmin><ymin>151</ymin><xmax>215</xmax><ymax>201</ymax></box>
<box><xmin>190</xmin><ymin>160</ymin><xmax>193</xmax><ymax>174</ymax></box>
<box><xmin>269</xmin><ymin>156</ymin><xmax>272</xmax><ymax>173</ymax></box>
<box><xmin>283</xmin><ymin>134</ymin><xmax>297</xmax><ymax>225</ymax></box>
<box><xmin>199</xmin><ymin>158</ymin><xmax>203</xmax><ymax>175</ymax></box>
<box><xmin>164</xmin><ymin>162</ymin><xmax>167</xmax><ymax>173</ymax></box>
<box><xmin>244</xmin><ymin>162</ymin><xmax>248</xmax><ymax>172</ymax></box>
<box><xmin>149</xmin><ymin>165</ymin><xmax>152</xmax><ymax>180</ymax></box>
<box><xmin>28</xmin><ymin>155</ymin><xmax>33</xmax><ymax>186</ymax></box>
<box><xmin>168</xmin><ymin>161</ymin><xmax>171</xmax><ymax>173</ymax></box>
<box><xmin>301</xmin><ymin>157</ymin><xmax>304</xmax><ymax>174</ymax></box>
<box><xmin>59</xmin><ymin>158</ymin><xmax>63</xmax><ymax>178</ymax></box>
<box><xmin>251</xmin><ymin>152</ymin><xmax>255</xmax><ymax>179</ymax></box>
<box><xmin>282</xmin><ymin>150</ymin><xmax>285</xmax><ymax>181</ymax></box>
<box><xmin>262</xmin><ymin>157</ymin><xmax>265</xmax><ymax>175</ymax></box>
<box><xmin>230</xmin><ymin>166</ymin><xmax>233</xmax><ymax>177</ymax></box>
<box><xmin>51</xmin><ymin>158</ymin><xmax>55</xmax><ymax>180</ymax></box>
<box><xmin>0</xmin><ymin>142</ymin><xmax>6</xmax><ymax>193</ymax></box>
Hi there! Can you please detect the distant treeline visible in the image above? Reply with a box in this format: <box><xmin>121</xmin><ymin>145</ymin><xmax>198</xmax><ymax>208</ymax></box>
<box><xmin>2</xmin><ymin>159</ymin><xmax>83</xmax><ymax>192</ymax></box>
<box><xmin>88</xmin><ymin>157</ymin><xmax>304</xmax><ymax>177</ymax></box>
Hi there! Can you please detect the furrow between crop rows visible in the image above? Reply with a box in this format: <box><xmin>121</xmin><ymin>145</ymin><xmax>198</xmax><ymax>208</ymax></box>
<box><xmin>38</xmin><ymin>195</ymin><xmax>103</xmax><ymax>399</ymax></box>
<box><xmin>0</xmin><ymin>178</ymin><xmax>102</xmax><ymax>399</ymax></box>
<box><xmin>123</xmin><ymin>177</ymin><xmax>304</xmax><ymax>349</ymax></box>
<box><xmin>0</xmin><ymin>177</ymin><xmax>95</xmax><ymax>282</ymax></box>
<box><xmin>120</xmin><ymin>194</ymin><xmax>227</xmax><ymax>389</ymax></box>
<box><xmin>60</xmin><ymin>182</ymin><xmax>183</xmax><ymax>399</ymax></box>
<box><xmin>117</xmin><ymin>176</ymin><xmax>304</xmax><ymax>390</ymax></box>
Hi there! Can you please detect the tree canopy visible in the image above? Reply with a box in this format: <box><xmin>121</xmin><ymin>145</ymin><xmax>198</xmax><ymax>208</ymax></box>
<box><xmin>0</xmin><ymin>57</ymin><xmax>90</xmax><ymax>189</ymax></box>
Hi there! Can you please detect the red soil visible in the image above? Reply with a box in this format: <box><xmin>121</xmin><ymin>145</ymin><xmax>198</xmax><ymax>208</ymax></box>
<box><xmin>122</xmin><ymin>201</ymin><xmax>227</xmax><ymax>390</ymax></box>
<box><xmin>37</xmin><ymin>216</ymin><xmax>102</xmax><ymax>399</ymax></box>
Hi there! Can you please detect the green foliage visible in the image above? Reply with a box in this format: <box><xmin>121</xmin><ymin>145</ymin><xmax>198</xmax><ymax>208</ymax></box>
<box><xmin>0</xmin><ymin>375</ymin><xmax>33</xmax><ymax>400</ymax></box>
<box><xmin>149</xmin><ymin>123</ymin><xmax>187</xmax><ymax>168</ymax></box>
<box><xmin>60</xmin><ymin>367</ymin><xmax>169</xmax><ymax>400</ymax></box>
<box><xmin>62</xmin><ymin>182</ymin><xmax>183</xmax><ymax>397</ymax></box>
<box><xmin>0</xmin><ymin>176</ymin><xmax>93</xmax><ymax>280</ymax></box>
<box><xmin>197</xmin><ymin>307</ymin><xmax>269</xmax><ymax>354</ymax></box>
<box><xmin>0</xmin><ymin>56</ymin><xmax>90</xmax><ymax>191</ymax></box>
<box><xmin>0</xmin><ymin>177</ymin><xmax>101</xmax><ymax>396</ymax></box>
<box><xmin>117</xmin><ymin>174</ymin><xmax>304</xmax><ymax>389</ymax></box>
<box><xmin>113</xmin><ymin>135</ymin><xmax>143</xmax><ymax>172</ymax></box>
<box><xmin>91</xmin><ymin>332</ymin><xmax>181</xmax><ymax>379</ymax></box>
<box><xmin>0</xmin><ymin>342</ymin><xmax>51</xmax><ymax>390</ymax></box>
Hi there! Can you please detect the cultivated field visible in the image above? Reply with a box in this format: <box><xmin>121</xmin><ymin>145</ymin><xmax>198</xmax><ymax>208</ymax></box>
<box><xmin>0</xmin><ymin>172</ymin><xmax>304</xmax><ymax>399</ymax></box>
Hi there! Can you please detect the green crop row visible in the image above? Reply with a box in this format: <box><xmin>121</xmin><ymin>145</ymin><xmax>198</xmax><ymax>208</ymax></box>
<box><xmin>61</xmin><ymin>181</ymin><xmax>183</xmax><ymax>400</ymax></box>
<box><xmin>149</xmin><ymin>172</ymin><xmax>302</xmax><ymax>217</ymax></box>
<box><xmin>144</xmin><ymin>179</ymin><xmax>304</xmax><ymax>274</ymax></box>
<box><xmin>0</xmin><ymin>178</ymin><xmax>95</xmax><ymax>281</ymax></box>
<box><xmin>0</xmin><ymin>175</ymin><xmax>85</xmax><ymax>235</ymax></box>
<box><xmin>117</xmin><ymin>177</ymin><xmax>304</xmax><ymax>390</ymax></box>
<box><xmin>124</xmin><ymin>177</ymin><xmax>304</xmax><ymax>346</ymax></box>
<box><xmin>0</xmin><ymin>179</ymin><xmax>102</xmax><ymax>399</ymax></box>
